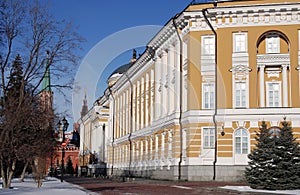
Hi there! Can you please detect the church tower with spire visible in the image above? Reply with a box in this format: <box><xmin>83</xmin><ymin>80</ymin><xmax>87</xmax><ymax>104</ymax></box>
<box><xmin>40</xmin><ymin>51</ymin><xmax>53</xmax><ymax>111</ymax></box>
<box><xmin>80</xmin><ymin>90</ymin><xmax>88</xmax><ymax>118</ymax></box>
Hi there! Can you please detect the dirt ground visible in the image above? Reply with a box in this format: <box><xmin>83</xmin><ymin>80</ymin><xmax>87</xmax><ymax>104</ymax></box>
<box><xmin>65</xmin><ymin>177</ymin><xmax>264</xmax><ymax>195</ymax></box>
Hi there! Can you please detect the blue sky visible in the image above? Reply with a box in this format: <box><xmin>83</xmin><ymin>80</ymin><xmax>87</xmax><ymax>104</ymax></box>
<box><xmin>48</xmin><ymin>0</ymin><xmax>195</xmax><ymax>123</ymax></box>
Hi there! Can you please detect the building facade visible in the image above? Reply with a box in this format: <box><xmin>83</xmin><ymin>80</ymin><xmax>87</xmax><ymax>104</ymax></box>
<box><xmin>79</xmin><ymin>0</ymin><xmax>300</xmax><ymax>181</ymax></box>
<box><xmin>78</xmin><ymin>97</ymin><xmax>110</xmax><ymax>176</ymax></box>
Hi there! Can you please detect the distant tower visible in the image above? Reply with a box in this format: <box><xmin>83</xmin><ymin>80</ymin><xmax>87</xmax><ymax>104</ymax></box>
<box><xmin>130</xmin><ymin>49</ymin><xmax>137</xmax><ymax>63</ymax></box>
<box><xmin>80</xmin><ymin>90</ymin><xmax>88</xmax><ymax>118</ymax></box>
<box><xmin>40</xmin><ymin>51</ymin><xmax>53</xmax><ymax>111</ymax></box>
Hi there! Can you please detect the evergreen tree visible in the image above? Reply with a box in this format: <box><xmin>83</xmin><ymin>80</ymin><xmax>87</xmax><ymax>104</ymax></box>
<box><xmin>270</xmin><ymin>119</ymin><xmax>300</xmax><ymax>189</ymax></box>
<box><xmin>245</xmin><ymin>121</ymin><xmax>274</xmax><ymax>189</ymax></box>
<box><xmin>66</xmin><ymin>157</ymin><xmax>74</xmax><ymax>175</ymax></box>
<box><xmin>7</xmin><ymin>54</ymin><xmax>24</xmax><ymax>96</ymax></box>
<box><xmin>245</xmin><ymin>119</ymin><xmax>300</xmax><ymax>190</ymax></box>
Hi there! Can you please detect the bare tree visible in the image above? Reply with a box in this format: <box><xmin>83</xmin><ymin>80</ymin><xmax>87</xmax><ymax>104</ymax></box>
<box><xmin>0</xmin><ymin>0</ymin><xmax>84</xmax><ymax>188</ymax></box>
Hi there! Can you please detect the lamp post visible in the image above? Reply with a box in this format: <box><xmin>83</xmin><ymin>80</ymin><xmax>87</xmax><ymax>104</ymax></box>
<box><xmin>58</xmin><ymin>117</ymin><xmax>69</xmax><ymax>182</ymax></box>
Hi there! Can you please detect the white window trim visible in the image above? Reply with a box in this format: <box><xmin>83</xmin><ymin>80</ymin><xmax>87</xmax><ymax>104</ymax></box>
<box><xmin>233</xmin><ymin>80</ymin><xmax>249</xmax><ymax>108</ymax></box>
<box><xmin>202</xmin><ymin>82</ymin><xmax>215</xmax><ymax>109</ymax></box>
<box><xmin>233</xmin><ymin>128</ymin><xmax>249</xmax><ymax>155</ymax></box>
<box><xmin>233</xmin><ymin>32</ymin><xmax>248</xmax><ymax>53</ymax></box>
<box><xmin>202</xmin><ymin>127</ymin><xmax>215</xmax><ymax>149</ymax></box>
<box><xmin>201</xmin><ymin>35</ymin><xmax>215</xmax><ymax>55</ymax></box>
<box><xmin>266</xmin><ymin>81</ymin><xmax>282</xmax><ymax>107</ymax></box>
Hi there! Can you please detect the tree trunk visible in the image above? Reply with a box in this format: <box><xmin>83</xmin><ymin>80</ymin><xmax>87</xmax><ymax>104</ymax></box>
<box><xmin>19</xmin><ymin>161</ymin><xmax>29</xmax><ymax>182</ymax></box>
<box><xmin>7</xmin><ymin>159</ymin><xmax>16</xmax><ymax>188</ymax></box>
<box><xmin>1</xmin><ymin>159</ymin><xmax>8</xmax><ymax>188</ymax></box>
<box><xmin>2</xmin><ymin>159</ymin><xmax>16</xmax><ymax>189</ymax></box>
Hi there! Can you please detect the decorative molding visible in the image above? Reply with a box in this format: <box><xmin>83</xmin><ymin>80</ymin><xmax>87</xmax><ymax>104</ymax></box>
<box><xmin>257</xmin><ymin>54</ymin><xmax>290</xmax><ymax>66</ymax></box>
<box><xmin>187</xmin><ymin>3</ymin><xmax>300</xmax><ymax>31</ymax></box>
<box><xmin>230</xmin><ymin>65</ymin><xmax>252</xmax><ymax>74</ymax></box>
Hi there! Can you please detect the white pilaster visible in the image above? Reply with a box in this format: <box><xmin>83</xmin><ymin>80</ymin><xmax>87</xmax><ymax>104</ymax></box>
<box><xmin>132</xmin><ymin>84</ymin><xmax>136</xmax><ymax>132</ymax></box>
<box><xmin>161</xmin><ymin>50</ymin><xmax>167</xmax><ymax>117</ymax></box>
<box><xmin>161</xmin><ymin>132</ymin><xmax>165</xmax><ymax>160</ymax></box>
<box><xmin>150</xmin><ymin>137</ymin><xmax>153</xmax><ymax>161</ymax></box>
<box><xmin>145</xmin><ymin>73</ymin><xmax>149</xmax><ymax>127</ymax></box>
<box><xmin>168</xmin><ymin>44</ymin><xmax>175</xmax><ymax>115</ymax></box>
<box><xmin>282</xmin><ymin>64</ymin><xmax>288</xmax><ymax>107</ymax></box>
<box><xmin>141</xmin><ymin>77</ymin><xmax>144</xmax><ymax>129</ymax></box>
<box><xmin>155</xmin><ymin>57</ymin><xmax>161</xmax><ymax>120</ymax></box>
<box><xmin>136</xmin><ymin>80</ymin><xmax>140</xmax><ymax>131</ymax></box>
<box><xmin>260</xmin><ymin>65</ymin><xmax>265</xmax><ymax>107</ymax></box>
<box><xmin>125</xmin><ymin>90</ymin><xmax>128</xmax><ymax>134</ymax></box>
<box><xmin>150</xmin><ymin>69</ymin><xmax>155</xmax><ymax>124</ymax></box>
<box><xmin>175</xmin><ymin>41</ymin><xmax>180</xmax><ymax>113</ymax></box>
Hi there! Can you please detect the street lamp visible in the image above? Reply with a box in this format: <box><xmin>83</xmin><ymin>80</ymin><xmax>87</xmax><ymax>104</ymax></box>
<box><xmin>58</xmin><ymin>117</ymin><xmax>69</xmax><ymax>182</ymax></box>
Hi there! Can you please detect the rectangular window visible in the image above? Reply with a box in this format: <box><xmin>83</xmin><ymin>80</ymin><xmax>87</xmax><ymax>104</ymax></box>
<box><xmin>235</xmin><ymin>81</ymin><xmax>246</xmax><ymax>108</ymax></box>
<box><xmin>203</xmin><ymin>128</ymin><xmax>215</xmax><ymax>149</ymax></box>
<box><xmin>267</xmin><ymin>82</ymin><xmax>281</xmax><ymax>107</ymax></box>
<box><xmin>202</xmin><ymin>83</ymin><xmax>214</xmax><ymax>109</ymax></box>
<box><xmin>266</xmin><ymin>36</ymin><xmax>280</xmax><ymax>53</ymax></box>
<box><xmin>201</xmin><ymin>35</ymin><xmax>215</xmax><ymax>55</ymax></box>
<box><xmin>233</xmin><ymin>33</ymin><xmax>247</xmax><ymax>53</ymax></box>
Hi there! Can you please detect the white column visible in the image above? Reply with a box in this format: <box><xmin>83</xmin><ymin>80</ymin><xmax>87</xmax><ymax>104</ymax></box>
<box><xmin>140</xmin><ymin>141</ymin><xmax>143</xmax><ymax>162</ymax></box>
<box><xmin>145</xmin><ymin>139</ymin><xmax>148</xmax><ymax>161</ymax></box>
<box><xmin>259</xmin><ymin>65</ymin><xmax>265</xmax><ymax>107</ymax></box>
<box><xmin>141</xmin><ymin>77</ymin><xmax>144</xmax><ymax>129</ymax></box>
<box><xmin>167</xmin><ymin>47</ymin><xmax>172</xmax><ymax>115</ymax></box>
<box><xmin>150</xmin><ymin>69</ymin><xmax>154</xmax><ymax>124</ymax></box>
<box><xmin>145</xmin><ymin>73</ymin><xmax>149</xmax><ymax>127</ymax></box>
<box><xmin>162</xmin><ymin>50</ymin><xmax>167</xmax><ymax>117</ymax></box>
<box><xmin>155</xmin><ymin>135</ymin><xmax>158</xmax><ymax>158</ymax></box>
<box><xmin>168</xmin><ymin>130</ymin><xmax>173</xmax><ymax>159</ymax></box>
<box><xmin>132</xmin><ymin>84</ymin><xmax>136</xmax><ymax>132</ymax></box>
<box><xmin>150</xmin><ymin>137</ymin><xmax>153</xmax><ymax>161</ymax></box>
<box><xmin>136</xmin><ymin>81</ymin><xmax>140</xmax><ymax>130</ymax></box>
<box><xmin>175</xmin><ymin>41</ymin><xmax>181</xmax><ymax>113</ymax></box>
<box><xmin>155</xmin><ymin>57</ymin><xmax>162</xmax><ymax>120</ymax></box>
<box><xmin>169</xmin><ymin>44</ymin><xmax>175</xmax><ymax>114</ymax></box>
<box><xmin>282</xmin><ymin>64</ymin><xmax>288</xmax><ymax>107</ymax></box>
<box><xmin>132</xmin><ymin>143</ymin><xmax>135</xmax><ymax>162</ymax></box>
<box><xmin>123</xmin><ymin>92</ymin><xmax>126</xmax><ymax>136</ymax></box>
<box><xmin>161</xmin><ymin>132</ymin><xmax>165</xmax><ymax>160</ymax></box>
<box><xmin>182</xmin><ymin>129</ymin><xmax>187</xmax><ymax>159</ymax></box>
<box><xmin>118</xmin><ymin>96</ymin><xmax>121</xmax><ymax>138</ymax></box>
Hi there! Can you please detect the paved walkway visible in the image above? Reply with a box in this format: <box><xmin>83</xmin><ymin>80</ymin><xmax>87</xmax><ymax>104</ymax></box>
<box><xmin>0</xmin><ymin>177</ymin><xmax>97</xmax><ymax>195</ymax></box>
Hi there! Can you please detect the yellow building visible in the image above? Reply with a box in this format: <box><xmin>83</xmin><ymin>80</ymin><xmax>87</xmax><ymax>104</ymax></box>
<box><xmin>80</xmin><ymin>0</ymin><xmax>300</xmax><ymax>181</ymax></box>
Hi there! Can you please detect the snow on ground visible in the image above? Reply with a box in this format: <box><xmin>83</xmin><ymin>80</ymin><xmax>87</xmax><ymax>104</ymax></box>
<box><xmin>221</xmin><ymin>186</ymin><xmax>300</xmax><ymax>195</ymax></box>
<box><xmin>0</xmin><ymin>177</ymin><xmax>97</xmax><ymax>195</ymax></box>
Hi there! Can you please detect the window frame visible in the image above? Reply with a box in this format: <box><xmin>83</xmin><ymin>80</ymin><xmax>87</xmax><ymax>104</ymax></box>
<box><xmin>202</xmin><ymin>82</ymin><xmax>215</xmax><ymax>109</ymax></box>
<box><xmin>234</xmin><ymin>128</ymin><xmax>249</xmax><ymax>154</ymax></box>
<box><xmin>266</xmin><ymin>81</ymin><xmax>282</xmax><ymax>107</ymax></box>
<box><xmin>203</xmin><ymin>127</ymin><xmax>215</xmax><ymax>149</ymax></box>
<box><xmin>234</xmin><ymin>81</ymin><xmax>247</xmax><ymax>108</ymax></box>
<box><xmin>233</xmin><ymin>32</ymin><xmax>247</xmax><ymax>53</ymax></box>
<box><xmin>201</xmin><ymin>35</ymin><xmax>215</xmax><ymax>55</ymax></box>
<box><xmin>266</xmin><ymin>36</ymin><xmax>280</xmax><ymax>54</ymax></box>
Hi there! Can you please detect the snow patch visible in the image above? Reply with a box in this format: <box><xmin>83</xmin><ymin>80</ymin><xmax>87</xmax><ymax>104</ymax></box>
<box><xmin>221</xmin><ymin>186</ymin><xmax>300</xmax><ymax>194</ymax></box>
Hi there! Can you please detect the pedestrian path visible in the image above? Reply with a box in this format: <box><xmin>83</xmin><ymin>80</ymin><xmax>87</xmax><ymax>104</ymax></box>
<box><xmin>0</xmin><ymin>177</ymin><xmax>97</xmax><ymax>195</ymax></box>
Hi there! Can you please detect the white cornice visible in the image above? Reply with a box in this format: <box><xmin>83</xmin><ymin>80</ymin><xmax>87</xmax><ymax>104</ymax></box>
<box><xmin>185</xmin><ymin>3</ymin><xmax>300</xmax><ymax>31</ymax></box>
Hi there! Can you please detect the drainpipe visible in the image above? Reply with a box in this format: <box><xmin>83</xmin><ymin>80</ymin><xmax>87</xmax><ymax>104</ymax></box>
<box><xmin>124</xmin><ymin>72</ymin><xmax>133</xmax><ymax>177</ymax></box>
<box><xmin>172</xmin><ymin>18</ymin><xmax>183</xmax><ymax>180</ymax></box>
<box><xmin>108</xmin><ymin>87</ymin><xmax>115</xmax><ymax>175</ymax></box>
<box><xmin>202</xmin><ymin>8</ymin><xmax>218</xmax><ymax>181</ymax></box>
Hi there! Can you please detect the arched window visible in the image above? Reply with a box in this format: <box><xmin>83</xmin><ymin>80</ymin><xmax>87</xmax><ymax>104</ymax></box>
<box><xmin>235</xmin><ymin>128</ymin><xmax>248</xmax><ymax>154</ymax></box>
<box><xmin>268</xmin><ymin>126</ymin><xmax>281</xmax><ymax>138</ymax></box>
